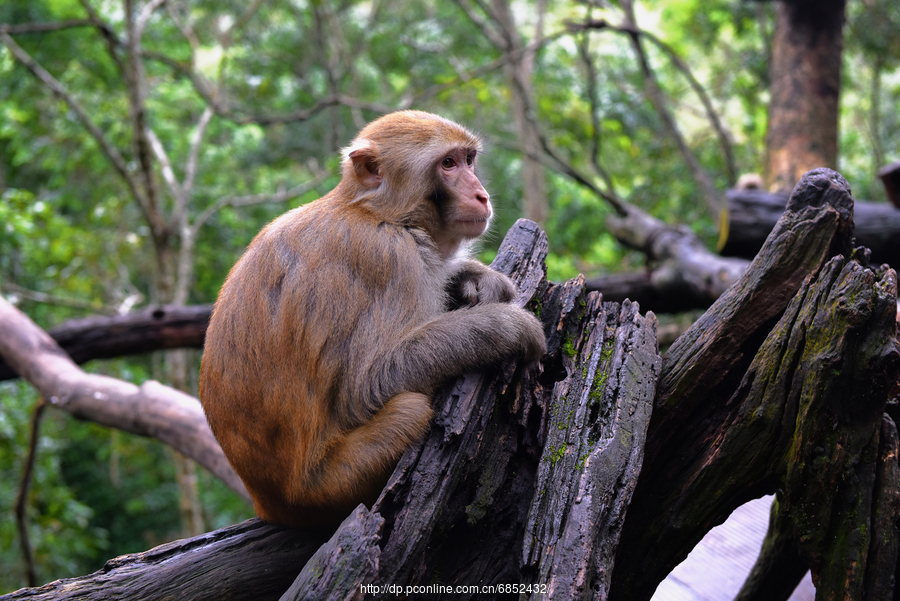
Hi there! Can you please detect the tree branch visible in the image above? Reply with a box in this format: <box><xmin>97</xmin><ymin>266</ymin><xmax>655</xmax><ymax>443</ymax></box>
<box><xmin>15</xmin><ymin>398</ymin><xmax>46</xmax><ymax>588</ymax></box>
<box><xmin>579</xmin><ymin>4</ymin><xmax>723</xmax><ymax>223</ymax></box>
<box><xmin>0</xmin><ymin>296</ymin><xmax>249</xmax><ymax>502</ymax></box>
<box><xmin>0</xmin><ymin>20</ymin><xmax>95</xmax><ymax>34</ymax></box>
<box><xmin>573</xmin><ymin>17</ymin><xmax>737</xmax><ymax>185</ymax></box>
<box><xmin>124</xmin><ymin>0</ymin><xmax>166</xmax><ymax>242</ymax></box>
<box><xmin>193</xmin><ymin>166</ymin><xmax>330</xmax><ymax>231</ymax></box>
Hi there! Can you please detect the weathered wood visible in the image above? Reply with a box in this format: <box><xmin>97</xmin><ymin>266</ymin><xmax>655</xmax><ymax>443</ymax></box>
<box><xmin>733</xmin><ymin>496</ymin><xmax>809</xmax><ymax>601</ymax></box>
<box><xmin>0</xmin><ymin>304</ymin><xmax>212</xmax><ymax>382</ymax></box>
<box><xmin>721</xmin><ymin>187</ymin><xmax>900</xmax><ymax>268</ymax></box>
<box><xmin>278</xmin><ymin>507</ymin><xmax>382</xmax><ymax>601</ymax></box>
<box><xmin>756</xmin><ymin>256</ymin><xmax>897</xmax><ymax>599</ymax></box>
<box><xmin>610</xmin><ymin>168</ymin><xmax>900</xmax><ymax>601</ymax></box>
<box><xmin>605</xmin><ymin>205</ymin><xmax>749</xmax><ymax>305</ymax></box>
<box><xmin>0</xmin><ymin>520</ymin><xmax>329</xmax><ymax>601</ymax></box>
<box><xmin>732</xmin><ymin>260</ymin><xmax>900</xmax><ymax>601</ymax></box>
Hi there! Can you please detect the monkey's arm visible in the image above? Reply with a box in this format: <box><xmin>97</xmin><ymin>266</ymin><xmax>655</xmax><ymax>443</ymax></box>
<box><xmin>446</xmin><ymin>259</ymin><xmax>517</xmax><ymax>307</ymax></box>
<box><xmin>369</xmin><ymin>303</ymin><xmax>545</xmax><ymax>403</ymax></box>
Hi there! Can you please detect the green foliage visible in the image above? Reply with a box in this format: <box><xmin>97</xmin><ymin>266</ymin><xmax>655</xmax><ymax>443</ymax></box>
<box><xmin>0</xmin><ymin>382</ymin><xmax>106</xmax><ymax>590</ymax></box>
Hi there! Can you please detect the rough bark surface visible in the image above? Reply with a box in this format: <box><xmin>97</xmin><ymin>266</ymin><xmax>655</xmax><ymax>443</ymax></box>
<box><xmin>0</xmin><ymin>520</ymin><xmax>329</xmax><ymax>601</ymax></box>
<box><xmin>610</xmin><ymin>168</ymin><xmax>900</xmax><ymax>601</ymax></box>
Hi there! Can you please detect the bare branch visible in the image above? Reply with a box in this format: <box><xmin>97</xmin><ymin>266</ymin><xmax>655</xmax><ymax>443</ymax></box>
<box><xmin>15</xmin><ymin>398</ymin><xmax>46</xmax><ymax>588</ymax></box>
<box><xmin>78</xmin><ymin>0</ymin><xmax>126</xmax><ymax>73</ymax></box>
<box><xmin>146</xmin><ymin>127</ymin><xmax>185</xmax><ymax>206</ymax></box>
<box><xmin>576</xmin><ymin>9</ymin><xmax>619</xmax><ymax>196</ymax></box>
<box><xmin>2</xmin><ymin>282</ymin><xmax>107</xmax><ymax>312</ymax></box>
<box><xmin>124</xmin><ymin>0</ymin><xmax>165</xmax><ymax>240</ymax></box>
<box><xmin>185</xmin><ymin>106</ymin><xmax>214</xmax><ymax>196</ymax></box>
<box><xmin>574</xmin><ymin>17</ymin><xmax>737</xmax><ymax>186</ymax></box>
<box><xmin>579</xmin><ymin>5</ymin><xmax>723</xmax><ymax>220</ymax></box>
<box><xmin>454</xmin><ymin>0</ymin><xmax>507</xmax><ymax>49</ymax></box>
<box><xmin>0</xmin><ymin>20</ymin><xmax>95</xmax><ymax>34</ymax></box>
<box><xmin>0</xmin><ymin>295</ymin><xmax>250</xmax><ymax>502</ymax></box>
<box><xmin>135</xmin><ymin>0</ymin><xmax>166</xmax><ymax>39</ymax></box>
<box><xmin>165</xmin><ymin>0</ymin><xmax>201</xmax><ymax>57</ymax></box>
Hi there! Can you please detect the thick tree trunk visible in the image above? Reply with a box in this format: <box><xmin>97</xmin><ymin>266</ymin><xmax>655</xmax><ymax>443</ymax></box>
<box><xmin>764</xmin><ymin>0</ymin><xmax>846</xmax><ymax>192</ymax></box>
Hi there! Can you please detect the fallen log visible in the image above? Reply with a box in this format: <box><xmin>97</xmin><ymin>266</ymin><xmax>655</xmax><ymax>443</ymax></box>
<box><xmin>0</xmin><ymin>520</ymin><xmax>329</xmax><ymax>601</ymax></box>
<box><xmin>721</xmin><ymin>187</ymin><xmax>900</xmax><ymax>268</ymax></box>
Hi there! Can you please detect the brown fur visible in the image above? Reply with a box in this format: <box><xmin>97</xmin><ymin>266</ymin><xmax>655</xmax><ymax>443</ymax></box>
<box><xmin>199</xmin><ymin>111</ymin><xmax>546</xmax><ymax>527</ymax></box>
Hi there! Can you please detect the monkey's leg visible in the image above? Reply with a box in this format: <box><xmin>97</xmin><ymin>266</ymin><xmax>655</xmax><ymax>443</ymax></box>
<box><xmin>311</xmin><ymin>392</ymin><xmax>433</xmax><ymax>508</ymax></box>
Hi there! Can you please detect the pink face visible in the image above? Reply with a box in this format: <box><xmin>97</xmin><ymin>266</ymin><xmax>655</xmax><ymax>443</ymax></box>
<box><xmin>438</xmin><ymin>147</ymin><xmax>491</xmax><ymax>243</ymax></box>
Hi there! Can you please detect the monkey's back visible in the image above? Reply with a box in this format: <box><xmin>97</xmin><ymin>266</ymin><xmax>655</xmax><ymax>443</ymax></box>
<box><xmin>199</xmin><ymin>196</ymin><xmax>447</xmax><ymax>520</ymax></box>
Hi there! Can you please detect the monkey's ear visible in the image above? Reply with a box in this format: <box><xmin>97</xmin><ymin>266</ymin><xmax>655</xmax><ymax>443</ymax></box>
<box><xmin>348</xmin><ymin>146</ymin><xmax>382</xmax><ymax>188</ymax></box>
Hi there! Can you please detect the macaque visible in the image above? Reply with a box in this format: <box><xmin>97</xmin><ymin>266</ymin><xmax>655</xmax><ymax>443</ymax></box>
<box><xmin>199</xmin><ymin>110</ymin><xmax>546</xmax><ymax>528</ymax></box>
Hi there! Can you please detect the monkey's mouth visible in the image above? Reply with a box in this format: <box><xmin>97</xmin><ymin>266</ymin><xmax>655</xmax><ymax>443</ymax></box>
<box><xmin>457</xmin><ymin>217</ymin><xmax>489</xmax><ymax>234</ymax></box>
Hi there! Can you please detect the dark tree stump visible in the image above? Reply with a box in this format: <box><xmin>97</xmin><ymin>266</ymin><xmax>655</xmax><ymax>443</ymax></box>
<box><xmin>610</xmin><ymin>169</ymin><xmax>900</xmax><ymax>601</ymax></box>
<box><xmin>2</xmin><ymin>219</ymin><xmax>661</xmax><ymax>601</ymax></box>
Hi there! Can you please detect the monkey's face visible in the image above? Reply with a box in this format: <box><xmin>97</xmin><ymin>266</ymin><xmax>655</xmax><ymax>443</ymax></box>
<box><xmin>436</xmin><ymin>146</ymin><xmax>491</xmax><ymax>243</ymax></box>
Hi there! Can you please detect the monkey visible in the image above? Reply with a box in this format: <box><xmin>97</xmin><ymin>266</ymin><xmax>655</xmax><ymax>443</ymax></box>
<box><xmin>199</xmin><ymin>110</ymin><xmax>546</xmax><ymax>528</ymax></box>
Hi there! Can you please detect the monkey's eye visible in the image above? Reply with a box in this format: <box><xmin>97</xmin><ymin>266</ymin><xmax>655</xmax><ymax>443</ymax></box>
<box><xmin>466</xmin><ymin>153</ymin><xmax>475</xmax><ymax>166</ymax></box>
<box><xmin>442</xmin><ymin>156</ymin><xmax>457</xmax><ymax>169</ymax></box>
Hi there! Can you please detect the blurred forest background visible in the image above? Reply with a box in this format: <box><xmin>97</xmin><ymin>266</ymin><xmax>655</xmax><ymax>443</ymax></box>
<box><xmin>0</xmin><ymin>0</ymin><xmax>898</xmax><ymax>591</ymax></box>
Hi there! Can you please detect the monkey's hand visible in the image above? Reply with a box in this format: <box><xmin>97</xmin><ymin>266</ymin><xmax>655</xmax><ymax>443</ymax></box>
<box><xmin>447</xmin><ymin>259</ymin><xmax>517</xmax><ymax>307</ymax></box>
